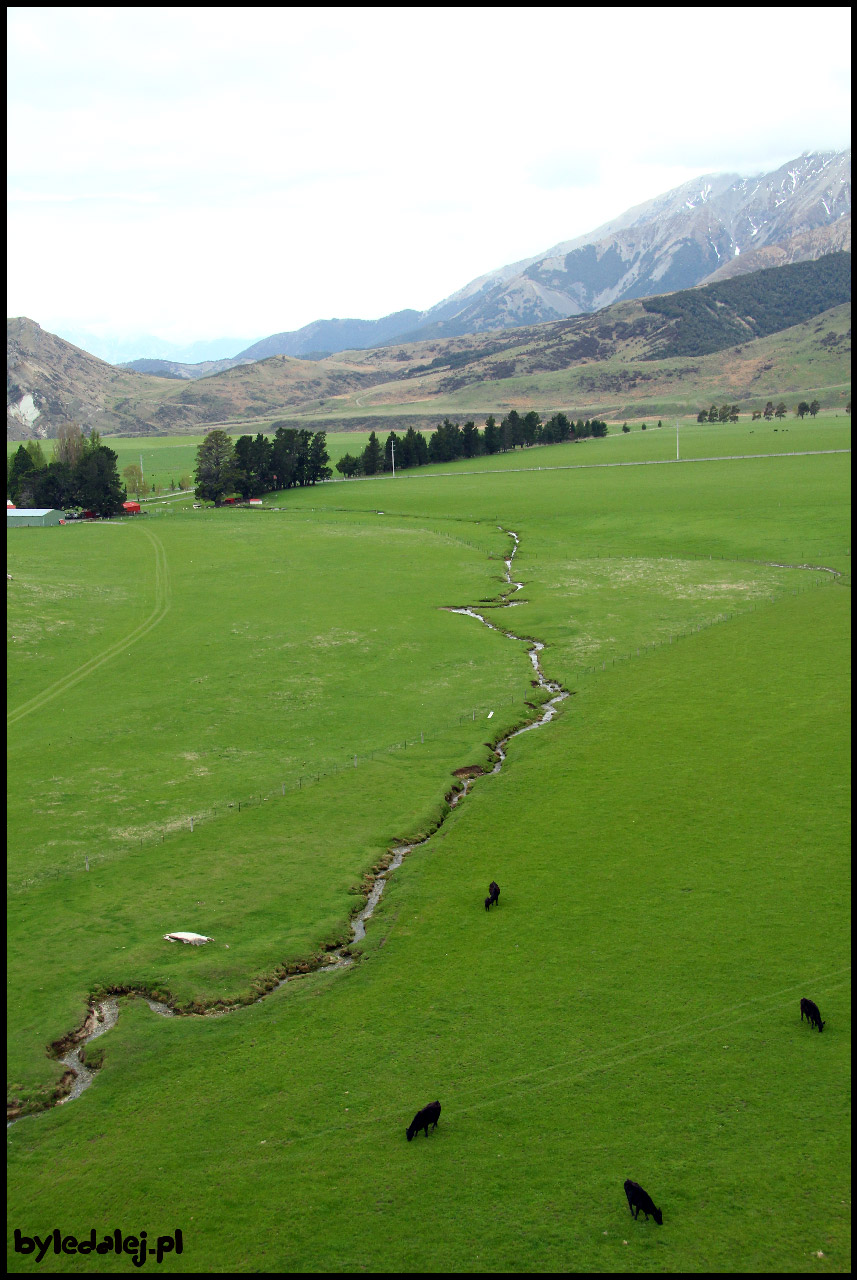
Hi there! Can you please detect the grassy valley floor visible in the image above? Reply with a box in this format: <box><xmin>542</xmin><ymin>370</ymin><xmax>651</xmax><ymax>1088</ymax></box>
<box><xmin>7</xmin><ymin>420</ymin><xmax>850</xmax><ymax>1272</ymax></box>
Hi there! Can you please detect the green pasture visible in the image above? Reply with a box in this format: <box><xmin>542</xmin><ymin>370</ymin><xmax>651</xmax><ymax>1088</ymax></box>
<box><xmin>7</xmin><ymin>430</ymin><xmax>851</xmax><ymax>1272</ymax></box>
<box><xmin>7</xmin><ymin>415</ymin><xmax>850</xmax><ymax>496</ymax></box>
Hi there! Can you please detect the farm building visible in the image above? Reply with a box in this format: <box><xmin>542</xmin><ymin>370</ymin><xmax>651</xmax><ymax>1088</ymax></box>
<box><xmin>122</xmin><ymin>501</ymin><xmax>142</xmax><ymax>515</ymax></box>
<box><xmin>7</xmin><ymin>508</ymin><xmax>63</xmax><ymax>528</ymax></box>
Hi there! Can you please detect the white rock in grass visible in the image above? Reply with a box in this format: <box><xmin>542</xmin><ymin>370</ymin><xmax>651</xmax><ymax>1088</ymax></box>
<box><xmin>163</xmin><ymin>932</ymin><xmax>212</xmax><ymax>945</ymax></box>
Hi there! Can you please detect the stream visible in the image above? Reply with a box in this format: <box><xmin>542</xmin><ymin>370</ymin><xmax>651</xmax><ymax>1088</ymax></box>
<box><xmin>10</xmin><ymin>529</ymin><xmax>567</xmax><ymax>1123</ymax></box>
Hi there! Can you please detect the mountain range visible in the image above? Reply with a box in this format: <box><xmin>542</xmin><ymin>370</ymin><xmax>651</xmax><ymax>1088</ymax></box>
<box><xmin>7</xmin><ymin>251</ymin><xmax>850</xmax><ymax>440</ymax></box>
<box><xmin>114</xmin><ymin>149</ymin><xmax>850</xmax><ymax>379</ymax></box>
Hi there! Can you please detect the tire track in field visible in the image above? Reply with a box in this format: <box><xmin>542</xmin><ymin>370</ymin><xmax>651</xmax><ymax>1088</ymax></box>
<box><xmin>7</xmin><ymin>528</ymin><xmax>171</xmax><ymax>728</ymax></box>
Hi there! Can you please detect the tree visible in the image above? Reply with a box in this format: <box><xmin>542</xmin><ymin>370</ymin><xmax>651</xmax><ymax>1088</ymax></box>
<box><xmin>34</xmin><ymin>461</ymin><xmax>75</xmax><ymax>510</ymax></box>
<box><xmin>796</xmin><ymin>401</ymin><xmax>810</xmax><ymax>419</ymax></box>
<box><xmin>25</xmin><ymin>441</ymin><xmax>48</xmax><ymax>471</ymax></box>
<box><xmin>76</xmin><ymin>444</ymin><xmax>125</xmax><ymax>516</ymax></box>
<box><xmin>53</xmin><ymin>422</ymin><xmax>87</xmax><ymax>470</ymax></box>
<box><xmin>483</xmin><ymin>415</ymin><xmax>500</xmax><ymax>455</ymax></box>
<box><xmin>461</xmin><ymin>421</ymin><xmax>482</xmax><ymax>458</ymax></box>
<box><xmin>718</xmin><ymin>404</ymin><xmax>731</xmax><ymax>423</ymax></box>
<box><xmin>697</xmin><ymin>410</ymin><xmax>708</xmax><ymax>422</ymax></box>
<box><xmin>641</xmin><ymin>423</ymin><xmax>647</xmax><ymax>431</ymax></box>
<box><xmin>809</xmin><ymin>400</ymin><xmax>821</xmax><ymax>417</ymax></box>
<box><xmin>728</xmin><ymin>405</ymin><xmax>739</xmax><ymax>422</ymax></box>
<box><xmin>709</xmin><ymin>404</ymin><xmax>719</xmax><ymax>424</ymax></box>
<box><xmin>123</xmin><ymin>463</ymin><xmax>145</xmax><ymax>496</ymax></box>
<box><xmin>622</xmin><ymin>423</ymin><xmax>630</xmax><ymax>433</ymax></box>
<box><xmin>361</xmin><ymin>431</ymin><xmax>383</xmax><ymax>476</ymax></box>
<box><xmin>271</xmin><ymin>426</ymin><xmax>300</xmax><ymax>489</ymax></box>
<box><xmin>500</xmin><ymin>410</ymin><xmax>523</xmax><ymax>450</ymax></box>
<box><xmin>194</xmin><ymin>430</ymin><xmax>238</xmax><ymax>506</ymax></box>
<box><xmin>775</xmin><ymin>402</ymin><xmax>787</xmax><ymax>419</ymax></box>
<box><xmin>7</xmin><ymin>444</ymin><xmax>39</xmax><ymax>505</ymax></box>
<box><xmin>307</xmin><ymin>432</ymin><xmax>331</xmax><ymax>484</ymax></box>
<box><xmin>336</xmin><ymin>453</ymin><xmax>363</xmax><ymax>478</ymax></box>
<box><xmin>233</xmin><ymin>433</ymin><xmax>274</xmax><ymax>497</ymax></box>
<box><xmin>763</xmin><ymin>401</ymin><xmax>775</xmax><ymax>420</ymax></box>
<box><xmin>522</xmin><ymin>411</ymin><xmax>541</xmax><ymax>446</ymax></box>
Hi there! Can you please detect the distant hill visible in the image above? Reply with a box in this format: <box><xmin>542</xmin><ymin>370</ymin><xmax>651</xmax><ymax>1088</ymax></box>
<box><xmin>117</xmin><ymin>355</ymin><xmax>258</xmax><ymax>380</ymax></box>
<box><xmin>53</xmin><ymin>331</ymin><xmax>258</xmax><ymax>366</ymax></box>
<box><xmin>8</xmin><ymin>253</ymin><xmax>850</xmax><ymax>439</ymax></box>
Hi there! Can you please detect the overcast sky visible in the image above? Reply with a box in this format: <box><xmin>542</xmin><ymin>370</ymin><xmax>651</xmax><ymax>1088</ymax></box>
<box><xmin>7</xmin><ymin>6</ymin><xmax>852</xmax><ymax>348</ymax></box>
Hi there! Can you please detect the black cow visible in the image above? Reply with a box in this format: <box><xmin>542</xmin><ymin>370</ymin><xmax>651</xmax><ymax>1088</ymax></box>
<box><xmin>624</xmin><ymin>1179</ymin><xmax>663</xmax><ymax>1225</ymax></box>
<box><xmin>406</xmin><ymin>1100</ymin><xmax>441</xmax><ymax>1141</ymax></box>
<box><xmin>485</xmin><ymin>881</ymin><xmax>500</xmax><ymax>911</ymax></box>
<box><xmin>800</xmin><ymin>998</ymin><xmax>825</xmax><ymax>1032</ymax></box>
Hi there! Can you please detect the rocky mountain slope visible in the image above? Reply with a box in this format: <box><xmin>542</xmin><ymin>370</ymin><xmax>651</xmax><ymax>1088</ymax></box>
<box><xmin>405</xmin><ymin>151</ymin><xmax>851</xmax><ymax>341</ymax></box>
<box><xmin>115</xmin><ymin>151</ymin><xmax>850</xmax><ymax>379</ymax></box>
<box><xmin>6</xmin><ymin>319</ymin><xmax>168</xmax><ymax>441</ymax></box>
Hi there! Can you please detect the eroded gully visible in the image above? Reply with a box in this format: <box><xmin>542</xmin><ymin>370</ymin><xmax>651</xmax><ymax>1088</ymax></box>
<box><xmin>10</xmin><ymin>529</ymin><xmax>567</xmax><ymax>1123</ymax></box>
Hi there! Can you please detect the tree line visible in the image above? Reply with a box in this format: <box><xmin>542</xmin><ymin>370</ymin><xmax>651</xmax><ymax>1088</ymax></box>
<box><xmin>698</xmin><ymin>400</ymin><xmax>823</xmax><ymax>422</ymax></box>
<box><xmin>336</xmin><ymin>412</ymin><xmax>608</xmax><ymax>477</ymax></box>
<box><xmin>194</xmin><ymin>426</ymin><xmax>332</xmax><ymax>506</ymax></box>
<box><xmin>7</xmin><ymin>424</ymin><xmax>125</xmax><ymax>515</ymax></box>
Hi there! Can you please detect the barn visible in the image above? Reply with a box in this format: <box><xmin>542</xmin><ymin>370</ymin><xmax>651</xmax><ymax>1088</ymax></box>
<box><xmin>7</xmin><ymin>507</ymin><xmax>63</xmax><ymax>528</ymax></box>
<box><xmin>122</xmin><ymin>501</ymin><xmax>142</xmax><ymax>515</ymax></box>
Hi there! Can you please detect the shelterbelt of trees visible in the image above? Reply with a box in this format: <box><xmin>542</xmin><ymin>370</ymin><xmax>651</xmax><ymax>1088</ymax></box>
<box><xmin>194</xmin><ymin>426</ymin><xmax>332</xmax><ymax>505</ymax></box>
<box><xmin>337</xmin><ymin>411</ymin><xmax>609</xmax><ymax>478</ymax></box>
<box><xmin>7</xmin><ymin>424</ymin><xmax>126</xmax><ymax>515</ymax></box>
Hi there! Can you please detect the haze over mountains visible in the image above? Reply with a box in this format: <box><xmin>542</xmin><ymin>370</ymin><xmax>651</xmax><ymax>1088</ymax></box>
<box><xmin>111</xmin><ymin>149</ymin><xmax>850</xmax><ymax>378</ymax></box>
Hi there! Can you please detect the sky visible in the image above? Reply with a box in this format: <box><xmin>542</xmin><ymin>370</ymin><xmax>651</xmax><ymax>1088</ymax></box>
<box><xmin>7</xmin><ymin>6</ymin><xmax>852</xmax><ymax>354</ymax></box>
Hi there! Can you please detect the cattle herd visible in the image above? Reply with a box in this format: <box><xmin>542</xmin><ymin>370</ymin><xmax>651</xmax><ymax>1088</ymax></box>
<box><xmin>403</xmin><ymin>880</ymin><xmax>829</xmax><ymax>1229</ymax></box>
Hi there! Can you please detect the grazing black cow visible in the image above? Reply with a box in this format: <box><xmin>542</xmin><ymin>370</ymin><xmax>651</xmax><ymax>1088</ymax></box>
<box><xmin>485</xmin><ymin>881</ymin><xmax>500</xmax><ymax>911</ymax></box>
<box><xmin>800</xmin><ymin>998</ymin><xmax>825</xmax><ymax>1032</ymax></box>
<box><xmin>624</xmin><ymin>1179</ymin><xmax>663</xmax><ymax>1225</ymax></box>
<box><xmin>406</xmin><ymin>1100</ymin><xmax>441</xmax><ymax>1141</ymax></box>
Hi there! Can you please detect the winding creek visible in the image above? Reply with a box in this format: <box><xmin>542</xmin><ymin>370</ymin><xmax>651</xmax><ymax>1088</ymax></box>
<box><xmin>11</xmin><ymin>532</ymin><xmax>842</xmax><ymax>1124</ymax></box>
<box><xmin>11</xmin><ymin>529</ymin><xmax>570</xmax><ymax>1125</ymax></box>
<box><xmin>11</xmin><ymin>531</ymin><xmax>844</xmax><ymax>1125</ymax></box>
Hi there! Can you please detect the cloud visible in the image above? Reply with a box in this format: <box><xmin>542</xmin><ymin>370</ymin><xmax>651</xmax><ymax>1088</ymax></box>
<box><xmin>7</xmin><ymin>6</ymin><xmax>852</xmax><ymax>341</ymax></box>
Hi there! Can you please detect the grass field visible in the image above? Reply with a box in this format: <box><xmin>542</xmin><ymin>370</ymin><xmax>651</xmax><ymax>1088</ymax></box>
<box><xmin>8</xmin><ymin>412</ymin><xmax>851</xmax><ymax>496</ymax></box>
<box><xmin>7</xmin><ymin>416</ymin><xmax>850</xmax><ymax>1272</ymax></box>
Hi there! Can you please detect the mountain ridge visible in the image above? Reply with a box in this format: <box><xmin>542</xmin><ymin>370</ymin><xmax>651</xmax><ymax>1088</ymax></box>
<box><xmin>115</xmin><ymin>149</ymin><xmax>850</xmax><ymax>380</ymax></box>
<box><xmin>8</xmin><ymin>252</ymin><xmax>849</xmax><ymax>440</ymax></box>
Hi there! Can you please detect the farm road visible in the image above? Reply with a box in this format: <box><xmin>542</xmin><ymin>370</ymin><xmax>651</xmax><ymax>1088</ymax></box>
<box><xmin>6</xmin><ymin>528</ymin><xmax>171</xmax><ymax>727</ymax></box>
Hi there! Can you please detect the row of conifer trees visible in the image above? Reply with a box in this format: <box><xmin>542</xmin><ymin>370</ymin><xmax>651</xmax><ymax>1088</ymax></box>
<box><xmin>336</xmin><ymin>411</ymin><xmax>608</xmax><ymax>477</ymax></box>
